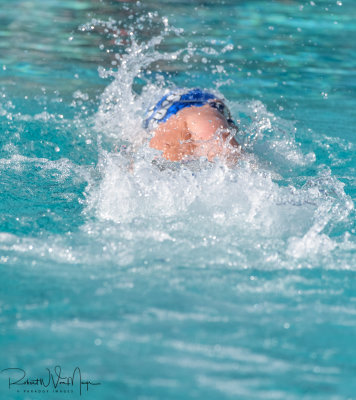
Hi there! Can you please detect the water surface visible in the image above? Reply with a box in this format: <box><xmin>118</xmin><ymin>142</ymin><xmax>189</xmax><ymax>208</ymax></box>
<box><xmin>0</xmin><ymin>1</ymin><xmax>355</xmax><ymax>399</ymax></box>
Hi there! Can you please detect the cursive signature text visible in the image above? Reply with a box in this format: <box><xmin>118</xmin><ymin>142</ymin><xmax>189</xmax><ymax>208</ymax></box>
<box><xmin>1</xmin><ymin>366</ymin><xmax>101</xmax><ymax>395</ymax></box>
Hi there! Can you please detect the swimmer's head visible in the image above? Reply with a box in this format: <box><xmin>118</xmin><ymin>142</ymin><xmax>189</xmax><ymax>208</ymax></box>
<box><xmin>146</xmin><ymin>89</ymin><xmax>240</xmax><ymax>163</ymax></box>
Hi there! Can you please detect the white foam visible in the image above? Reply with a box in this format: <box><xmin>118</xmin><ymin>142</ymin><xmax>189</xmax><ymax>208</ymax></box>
<box><xmin>82</xmin><ymin>20</ymin><xmax>355</xmax><ymax>264</ymax></box>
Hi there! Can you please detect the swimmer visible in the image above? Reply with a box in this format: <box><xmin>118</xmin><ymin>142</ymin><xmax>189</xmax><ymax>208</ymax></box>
<box><xmin>144</xmin><ymin>88</ymin><xmax>241</xmax><ymax>163</ymax></box>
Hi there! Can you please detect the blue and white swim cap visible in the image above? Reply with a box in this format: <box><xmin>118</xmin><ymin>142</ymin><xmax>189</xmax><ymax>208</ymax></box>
<box><xmin>144</xmin><ymin>88</ymin><xmax>220</xmax><ymax>130</ymax></box>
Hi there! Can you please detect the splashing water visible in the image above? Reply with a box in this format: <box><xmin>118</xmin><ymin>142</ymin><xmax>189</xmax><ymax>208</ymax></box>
<box><xmin>80</xmin><ymin>19</ymin><xmax>354</xmax><ymax>270</ymax></box>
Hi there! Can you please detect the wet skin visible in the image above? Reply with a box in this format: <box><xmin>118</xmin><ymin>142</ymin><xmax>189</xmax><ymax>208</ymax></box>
<box><xmin>149</xmin><ymin>104</ymin><xmax>240</xmax><ymax>162</ymax></box>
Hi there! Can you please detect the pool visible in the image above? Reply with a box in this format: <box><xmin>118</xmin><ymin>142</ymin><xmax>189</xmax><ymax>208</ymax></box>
<box><xmin>0</xmin><ymin>1</ymin><xmax>355</xmax><ymax>399</ymax></box>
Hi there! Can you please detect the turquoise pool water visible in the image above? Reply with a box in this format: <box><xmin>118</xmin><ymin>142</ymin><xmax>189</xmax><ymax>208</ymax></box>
<box><xmin>0</xmin><ymin>1</ymin><xmax>355</xmax><ymax>399</ymax></box>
